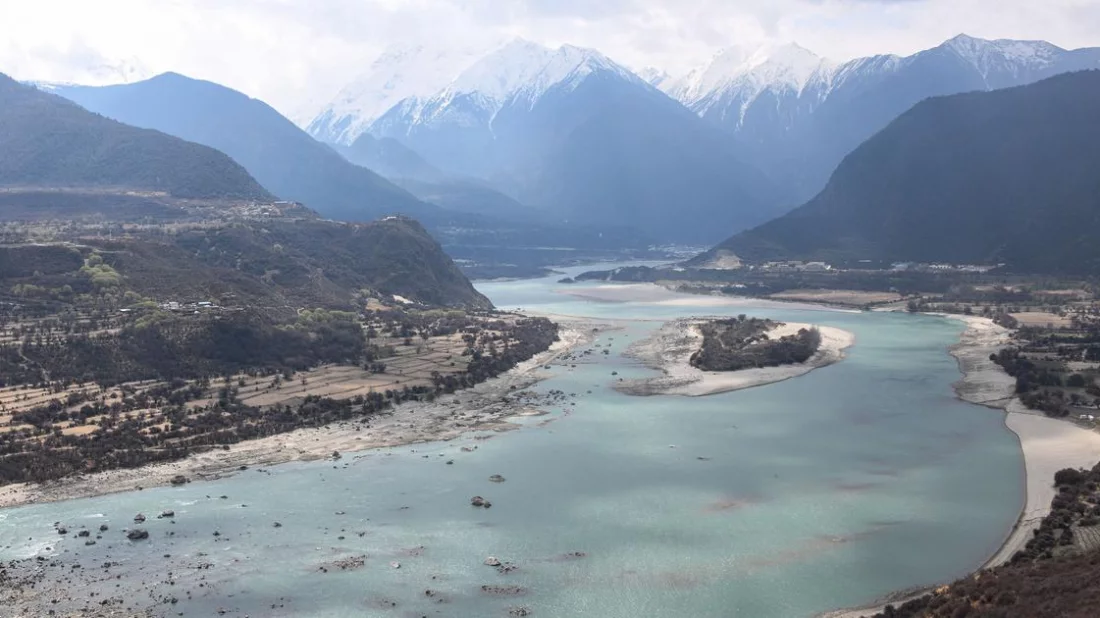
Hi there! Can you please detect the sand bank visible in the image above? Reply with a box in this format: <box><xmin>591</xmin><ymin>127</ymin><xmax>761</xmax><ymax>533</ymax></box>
<box><xmin>0</xmin><ymin>319</ymin><xmax>604</xmax><ymax>510</ymax></box>
<box><xmin>560</xmin><ymin>283</ymin><xmax>859</xmax><ymax>312</ymax></box>
<box><xmin>944</xmin><ymin>314</ymin><xmax>1100</xmax><ymax>568</ymax></box>
<box><xmin>616</xmin><ymin>318</ymin><xmax>856</xmax><ymax>397</ymax></box>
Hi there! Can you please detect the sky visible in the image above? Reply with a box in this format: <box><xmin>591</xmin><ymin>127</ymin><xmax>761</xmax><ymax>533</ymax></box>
<box><xmin>1</xmin><ymin>0</ymin><xmax>1098</xmax><ymax>120</ymax></box>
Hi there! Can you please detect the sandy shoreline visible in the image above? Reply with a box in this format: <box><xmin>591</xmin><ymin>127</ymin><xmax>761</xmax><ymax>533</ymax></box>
<box><xmin>944</xmin><ymin>314</ymin><xmax>1100</xmax><ymax>570</ymax></box>
<box><xmin>616</xmin><ymin>318</ymin><xmax>856</xmax><ymax>397</ymax></box>
<box><xmin>0</xmin><ymin>318</ymin><xmax>606</xmax><ymax>510</ymax></box>
<box><xmin>824</xmin><ymin>314</ymin><xmax>1100</xmax><ymax>617</ymax></box>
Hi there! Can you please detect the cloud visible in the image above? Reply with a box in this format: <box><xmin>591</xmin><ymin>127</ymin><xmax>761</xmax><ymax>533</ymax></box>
<box><xmin>0</xmin><ymin>0</ymin><xmax>1096</xmax><ymax>119</ymax></box>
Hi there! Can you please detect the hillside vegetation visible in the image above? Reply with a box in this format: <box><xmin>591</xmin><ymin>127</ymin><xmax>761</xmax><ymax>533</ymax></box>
<box><xmin>0</xmin><ymin>216</ymin><xmax>490</xmax><ymax>313</ymax></box>
<box><xmin>0</xmin><ymin>74</ymin><xmax>271</xmax><ymax>200</ymax></box>
<box><xmin>711</xmin><ymin>71</ymin><xmax>1100</xmax><ymax>273</ymax></box>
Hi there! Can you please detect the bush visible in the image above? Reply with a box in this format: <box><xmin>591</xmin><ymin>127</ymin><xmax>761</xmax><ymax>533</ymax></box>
<box><xmin>1055</xmin><ymin>468</ymin><xmax>1085</xmax><ymax>487</ymax></box>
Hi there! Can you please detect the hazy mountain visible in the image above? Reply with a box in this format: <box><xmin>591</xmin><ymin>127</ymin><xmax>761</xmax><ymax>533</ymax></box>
<box><xmin>704</xmin><ymin>71</ymin><xmax>1100</xmax><ymax>273</ymax></box>
<box><xmin>0</xmin><ymin>72</ymin><xmax>270</xmax><ymax>200</ymax></box>
<box><xmin>338</xmin><ymin>133</ymin><xmax>444</xmax><ymax>181</ymax></box>
<box><xmin>49</xmin><ymin>73</ymin><xmax>440</xmax><ymax>222</ymax></box>
<box><xmin>307</xmin><ymin>42</ymin><xmax>496</xmax><ymax>145</ymax></box>
<box><xmin>393</xmin><ymin>177</ymin><xmax>532</xmax><ymax>220</ymax></box>
<box><xmin>343</xmin><ymin>39</ymin><xmax>785</xmax><ymax>242</ymax></box>
<box><xmin>667</xmin><ymin>34</ymin><xmax>1100</xmax><ymax>201</ymax></box>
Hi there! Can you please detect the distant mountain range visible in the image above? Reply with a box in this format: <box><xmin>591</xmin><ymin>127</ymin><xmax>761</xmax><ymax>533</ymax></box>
<box><xmin>702</xmin><ymin>71</ymin><xmax>1100</xmax><ymax>273</ymax></box>
<box><xmin>0</xmin><ymin>73</ymin><xmax>270</xmax><ymax>201</ymax></box>
<box><xmin>664</xmin><ymin>34</ymin><xmax>1100</xmax><ymax>200</ymax></box>
<box><xmin>308</xmin><ymin>34</ymin><xmax>1100</xmax><ymax>235</ymax></box>
<box><xmin>48</xmin><ymin>73</ymin><xmax>440</xmax><ymax>223</ymax></box>
<box><xmin>25</xmin><ymin>33</ymin><xmax>1100</xmax><ymax>247</ymax></box>
<box><xmin>313</xmin><ymin>39</ymin><xmax>787</xmax><ymax>242</ymax></box>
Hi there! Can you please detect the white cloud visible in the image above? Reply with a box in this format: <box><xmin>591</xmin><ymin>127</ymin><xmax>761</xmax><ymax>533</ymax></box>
<box><xmin>1</xmin><ymin>0</ymin><xmax>1097</xmax><ymax>119</ymax></box>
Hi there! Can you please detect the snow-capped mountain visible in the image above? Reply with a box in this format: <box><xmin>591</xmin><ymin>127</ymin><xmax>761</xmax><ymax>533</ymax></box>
<box><xmin>355</xmin><ymin>38</ymin><xmax>786</xmax><ymax>241</ymax></box>
<box><xmin>370</xmin><ymin>39</ymin><xmax>645</xmax><ymax>137</ymax></box>
<box><xmin>30</xmin><ymin>57</ymin><xmax>152</xmax><ymax>93</ymax></box>
<box><xmin>666</xmin><ymin>43</ymin><xmax>833</xmax><ymax>112</ymax></box>
<box><xmin>637</xmin><ymin>67</ymin><xmax>672</xmax><ymax>89</ymax></box>
<box><xmin>307</xmin><ymin>42</ymin><xmax>495</xmax><ymax>145</ymax></box>
<box><xmin>368</xmin><ymin>38</ymin><xmax>648</xmax><ymax>178</ymax></box>
<box><xmin>666</xmin><ymin>33</ymin><xmax>1100</xmax><ymax>201</ymax></box>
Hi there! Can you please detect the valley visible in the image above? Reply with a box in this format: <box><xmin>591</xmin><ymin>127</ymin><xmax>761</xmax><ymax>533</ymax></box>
<box><xmin>1</xmin><ymin>8</ymin><xmax>1100</xmax><ymax>618</ymax></box>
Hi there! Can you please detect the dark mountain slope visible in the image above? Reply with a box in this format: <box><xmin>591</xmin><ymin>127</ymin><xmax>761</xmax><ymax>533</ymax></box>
<box><xmin>50</xmin><ymin>73</ymin><xmax>440</xmax><ymax>222</ymax></box>
<box><xmin>0</xmin><ymin>73</ymin><xmax>270</xmax><ymax>200</ymax></box>
<box><xmin>708</xmin><ymin>71</ymin><xmax>1100</xmax><ymax>273</ymax></box>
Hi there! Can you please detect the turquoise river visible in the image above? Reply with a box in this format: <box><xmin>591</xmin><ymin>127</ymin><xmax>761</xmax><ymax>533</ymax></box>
<box><xmin>0</xmin><ymin>264</ymin><xmax>1024</xmax><ymax>617</ymax></box>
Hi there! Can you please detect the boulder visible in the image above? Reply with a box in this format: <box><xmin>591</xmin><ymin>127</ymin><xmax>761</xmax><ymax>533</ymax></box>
<box><xmin>169</xmin><ymin>475</ymin><xmax>189</xmax><ymax>486</ymax></box>
<box><xmin>127</xmin><ymin>529</ymin><xmax>149</xmax><ymax>541</ymax></box>
<box><xmin>483</xmin><ymin>556</ymin><xmax>502</xmax><ymax>567</ymax></box>
<box><xmin>489</xmin><ymin>475</ymin><xmax>506</xmax><ymax>483</ymax></box>
<box><xmin>133</xmin><ymin>514</ymin><xmax>146</xmax><ymax>523</ymax></box>
<box><xmin>158</xmin><ymin>510</ymin><xmax>175</xmax><ymax>519</ymax></box>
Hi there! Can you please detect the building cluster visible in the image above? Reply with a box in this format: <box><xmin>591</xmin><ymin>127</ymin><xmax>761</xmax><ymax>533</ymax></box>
<box><xmin>158</xmin><ymin>300</ymin><xmax>217</xmax><ymax>312</ymax></box>
<box><xmin>890</xmin><ymin>262</ymin><xmax>999</xmax><ymax>273</ymax></box>
<box><xmin>755</xmin><ymin>261</ymin><xmax>833</xmax><ymax>273</ymax></box>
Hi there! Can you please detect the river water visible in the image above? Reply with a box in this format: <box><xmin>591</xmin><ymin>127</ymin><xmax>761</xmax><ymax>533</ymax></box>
<box><xmin>0</xmin><ymin>265</ymin><xmax>1023</xmax><ymax>617</ymax></box>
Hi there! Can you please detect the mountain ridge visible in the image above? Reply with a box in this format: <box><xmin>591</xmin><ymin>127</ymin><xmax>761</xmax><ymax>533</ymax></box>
<box><xmin>703</xmin><ymin>70</ymin><xmax>1100</xmax><ymax>273</ymax></box>
<box><xmin>0</xmin><ymin>72</ymin><xmax>272</xmax><ymax>201</ymax></box>
<box><xmin>663</xmin><ymin>33</ymin><xmax>1100</xmax><ymax>200</ymax></box>
<box><xmin>49</xmin><ymin>72</ymin><xmax>442</xmax><ymax>223</ymax></box>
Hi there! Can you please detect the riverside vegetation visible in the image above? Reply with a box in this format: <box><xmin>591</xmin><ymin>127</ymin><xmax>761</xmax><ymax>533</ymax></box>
<box><xmin>689</xmin><ymin>315</ymin><xmax>821</xmax><ymax>372</ymax></box>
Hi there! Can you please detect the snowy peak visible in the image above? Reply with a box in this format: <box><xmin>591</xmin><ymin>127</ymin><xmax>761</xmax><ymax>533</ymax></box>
<box><xmin>442</xmin><ymin>39</ymin><xmax>638</xmax><ymax>107</ymax></box>
<box><xmin>308</xmin><ymin>41</ymin><xmax>495</xmax><ymax>143</ymax></box>
<box><xmin>403</xmin><ymin>38</ymin><xmax>642</xmax><ymax>126</ymax></box>
<box><xmin>30</xmin><ymin>57</ymin><xmax>151</xmax><ymax>92</ymax></box>
<box><xmin>309</xmin><ymin>38</ymin><xmax>640</xmax><ymax>143</ymax></box>
<box><xmin>668</xmin><ymin>42</ymin><xmax>832</xmax><ymax>105</ymax></box>
<box><xmin>940</xmin><ymin>33</ymin><xmax>1062</xmax><ymax>77</ymax></box>
<box><xmin>638</xmin><ymin>67</ymin><xmax>672</xmax><ymax>89</ymax></box>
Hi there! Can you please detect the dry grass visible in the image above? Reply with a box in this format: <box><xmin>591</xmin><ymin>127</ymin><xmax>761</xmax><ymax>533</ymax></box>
<box><xmin>1010</xmin><ymin>311</ymin><xmax>1075</xmax><ymax>328</ymax></box>
<box><xmin>0</xmin><ymin>314</ymin><xmax>528</xmax><ymax>451</ymax></box>
<box><xmin>769</xmin><ymin>289</ymin><xmax>902</xmax><ymax>306</ymax></box>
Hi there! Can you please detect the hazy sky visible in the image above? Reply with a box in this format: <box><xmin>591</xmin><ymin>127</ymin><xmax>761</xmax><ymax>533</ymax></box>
<box><xmin>2</xmin><ymin>0</ymin><xmax>1098</xmax><ymax>119</ymax></box>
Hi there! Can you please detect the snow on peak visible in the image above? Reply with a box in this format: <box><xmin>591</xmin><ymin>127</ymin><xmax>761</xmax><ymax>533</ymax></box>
<box><xmin>310</xmin><ymin>38</ymin><xmax>639</xmax><ymax>142</ymax></box>
<box><xmin>308</xmin><ymin>41</ymin><xmax>496</xmax><ymax>143</ymax></box>
<box><xmin>448</xmin><ymin>39</ymin><xmax>633</xmax><ymax>104</ymax></box>
<box><xmin>667</xmin><ymin>42</ymin><xmax>831</xmax><ymax>105</ymax></box>
<box><xmin>638</xmin><ymin>67</ymin><xmax>672</xmax><ymax>88</ymax></box>
<box><xmin>31</xmin><ymin>57</ymin><xmax>152</xmax><ymax>91</ymax></box>
<box><xmin>943</xmin><ymin>33</ymin><xmax>1062</xmax><ymax>77</ymax></box>
<box><xmin>410</xmin><ymin>38</ymin><xmax>640</xmax><ymax>124</ymax></box>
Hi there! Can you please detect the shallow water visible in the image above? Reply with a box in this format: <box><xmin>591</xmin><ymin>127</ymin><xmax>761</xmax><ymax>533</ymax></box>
<box><xmin>0</xmin><ymin>266</ymin><xmax>1023</xmax><ymax>617</ymax></box>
